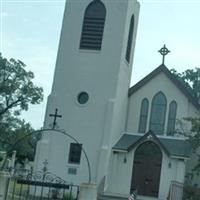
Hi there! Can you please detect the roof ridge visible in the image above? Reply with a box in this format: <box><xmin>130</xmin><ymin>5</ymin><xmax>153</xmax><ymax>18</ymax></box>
<box><xmin>128</xmin><ymin>65</ymin><xmax>200</xmax><ymax>110</ymax></box>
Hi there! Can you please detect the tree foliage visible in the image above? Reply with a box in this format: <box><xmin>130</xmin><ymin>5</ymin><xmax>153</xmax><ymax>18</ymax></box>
<box><xmin>0</xmin><ymin>114</ymin><xmax>41</xmax><ymax>162</ymax></box>
<box><xmin>171</xmin><ymin>68</ymin><xmax>200</xmax><ymax>149</ymax></box>
<box><xmin>0</xmin><ymin>53</ymin><xmax>43</xmax><ymax>117</ymax></box>
<box><xmin>171</xmin><ymin>67</ymin><xmax>200</xmax><ymax>101</ymax></box>
<box><xmin>171</xmin><ymin>68</ymin><xmax>200</xmax><ymax>197</ymax></box>
<box><xmin>0</xmin><ymin>53</ymin><xmax>43</xmax><ymax>165</ymax></box>
<box><xmin>183</xmin><ymin>114</ymin><xmax>200</xmax><ymax>199</ymax></box>
<box><xmin>186</xmin><ymin>114</ymin><xmax>200</xmax><ymax>176</ymax></box>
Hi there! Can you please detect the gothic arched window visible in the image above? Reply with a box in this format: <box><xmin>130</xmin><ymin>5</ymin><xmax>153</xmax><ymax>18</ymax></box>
<box><xmin>167</xmin><ymin>101</ymin><xmax>177</xmax><ymax>136</ymax></box>
<box><xmin>149</xmin><ymin>92</ymin><xmax>167</xmax><ymax>135</ymax></box>
<box><xmin>126</xmin><ymin>15</ymin><xmax>134</xmax><ymax>63</ymax></box>
<box><xmin>138</xmin><ymin>98</ymin><xmax>149</xmax><ymax>133</ymax></box>
<box><xmin>80</xmin><ymin>0</ymin><xmax>106</xmax><ymax>50</ymax></box>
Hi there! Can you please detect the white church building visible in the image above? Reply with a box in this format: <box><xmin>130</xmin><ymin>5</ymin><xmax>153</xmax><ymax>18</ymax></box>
<box><xmin>34</xmin><ymin>0</ymin><xmax>200</xmax><ymax>199</ymax></box>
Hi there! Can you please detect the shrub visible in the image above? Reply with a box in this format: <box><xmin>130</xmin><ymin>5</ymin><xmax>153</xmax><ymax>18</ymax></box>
<box><xmin>183</xmin><ymin>186</ymin><xmax>200</xmax><ymax>200</ymax></box>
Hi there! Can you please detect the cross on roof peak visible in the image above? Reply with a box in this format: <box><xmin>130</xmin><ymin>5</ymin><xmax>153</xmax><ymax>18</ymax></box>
<box><xmin>158</xmin><ymin>44</ymin><xmax>170</xmax><ymax>65</ymax></box>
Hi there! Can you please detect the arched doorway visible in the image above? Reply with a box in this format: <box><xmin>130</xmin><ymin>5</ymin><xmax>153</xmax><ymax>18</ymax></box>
<box><xmin>130</xmin><ymin>141</ymin><xmax>162</xmax><ymax>197</ymax></box>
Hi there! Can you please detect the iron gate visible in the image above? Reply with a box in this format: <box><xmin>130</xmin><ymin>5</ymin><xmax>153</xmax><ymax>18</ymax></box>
<box><xmin>7</xmin><ymin>171</ymin><xmax>79</xmax><ymax>200</ymax></box>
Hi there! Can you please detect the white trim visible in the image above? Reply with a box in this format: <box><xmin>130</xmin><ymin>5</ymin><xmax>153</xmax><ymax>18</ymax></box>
<box><xmin>112</xmin><ymin>149</ymin><xmax>128</xmax><ymax>153</ymax></box>
<box><xmin>170</xmin><ymin>155</ymin><xmax>190</xmax><ymax>160</ymax></box>
<box><xmin>124</xmin><ymin>132</ymin><xmax>188</xmax><ymax>141</ymax></box>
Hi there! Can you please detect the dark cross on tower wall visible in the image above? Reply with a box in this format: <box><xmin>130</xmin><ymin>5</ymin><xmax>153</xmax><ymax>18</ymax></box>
<box><xmin>158</xmin><ymin>44</ymin><xmax>170</xmax><ymax>65</ymax></box>
<box><xmin>49</xmin><ymin>108</ymin><xmax>62</xmax><ymax>129</ymax></box>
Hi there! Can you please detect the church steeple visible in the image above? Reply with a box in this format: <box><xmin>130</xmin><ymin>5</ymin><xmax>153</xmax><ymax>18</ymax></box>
<box><xmin>40</xmin><ymin>0</ymin><xmax>140</xmax><ymax>184</ymax></box>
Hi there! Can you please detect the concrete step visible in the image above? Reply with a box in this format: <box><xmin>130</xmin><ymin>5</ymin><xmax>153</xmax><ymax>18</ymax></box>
<box><xmin>98</xmin><ymin>194</ymin><xmax>128</xmax><ymax>200</ymax></box>
<box><xmin>98</xmin><ymin>194</ymin><xmax>159</xmax><ymax>200</ymax></box>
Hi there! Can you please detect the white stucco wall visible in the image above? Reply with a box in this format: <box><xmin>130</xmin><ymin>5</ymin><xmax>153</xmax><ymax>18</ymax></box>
<box><xmin>107</xmin><ymin>139</ymin><xmax>187</xmax><ymax>200</ymax></box>
<box><xmin>107</xmin><ymin>150</ymin><xmax>133</xmax><ymax>195</ymax></box>
<box><xmin>126</xmin><ymin>71</ymin><xmax>198</xmax><ymax>135</ymax></box>
<box><xmin>159</xmin><ymin>153</ymin><xmax>186</xmax><ymax>199</ymax></box>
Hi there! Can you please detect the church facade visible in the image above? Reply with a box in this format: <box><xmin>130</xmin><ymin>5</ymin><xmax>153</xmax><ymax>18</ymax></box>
<box><xmin>34</xmin><ymin>0</ymin><xmax>199</xmax><ymax>199</ymax></box>
<box><xmin>107</xmin><ymin>65</ymin><xmax>199</xmax><ymax>199</ymax></box>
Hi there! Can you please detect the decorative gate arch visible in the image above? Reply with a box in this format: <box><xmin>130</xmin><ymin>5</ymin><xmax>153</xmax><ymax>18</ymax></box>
<box><xmin>7</xmin><ymin>128</ymin><xmax>91</xmax><ymax>183</ymax></box>
<box><xmin>130</xmin><ymin>141</ymin><xmax>162</xmax><ymax>197</ymax></box>
<box><xmin>5</xmin><ymin>128</ymin><xmax>92</xmax><ymax>199</ymax></box>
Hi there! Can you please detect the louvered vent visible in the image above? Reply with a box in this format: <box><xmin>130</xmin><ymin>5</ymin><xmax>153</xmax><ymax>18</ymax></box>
<box><xmin>80</xmin><ymin>0</ymin><xmax>106</xmax><ymax>50</ymax></box>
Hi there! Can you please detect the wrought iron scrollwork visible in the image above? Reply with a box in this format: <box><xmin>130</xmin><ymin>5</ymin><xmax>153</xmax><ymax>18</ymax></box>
<box><xmin>23</xmin><ymin>171</ymin><xmax>68</xmax><ymax>185</ymax></box>
<box><xmin>9</xmin><ymin>170</ymin><xmax>79</xmax><ymax>200</ymax></box>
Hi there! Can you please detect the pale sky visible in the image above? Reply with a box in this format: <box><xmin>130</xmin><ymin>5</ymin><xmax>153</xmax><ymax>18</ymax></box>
<box><xmin>1</xmin><ymin>0</ymin><xmax>200</xmax><ymax>129</ymax></box>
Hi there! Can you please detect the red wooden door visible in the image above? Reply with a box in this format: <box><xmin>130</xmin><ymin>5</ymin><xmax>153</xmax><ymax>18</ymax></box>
<box><xmin>130</xmin><ymin>142</ymin><xmax>162</xmax><ymax>197</ymax></box>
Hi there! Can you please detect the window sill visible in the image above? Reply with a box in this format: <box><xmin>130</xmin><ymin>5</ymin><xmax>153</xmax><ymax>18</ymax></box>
<box><xmin>78</xmin><ymin>49</ymin><xmax>101</xmax><ymax>54</ymax></box>
<box><xmin>67</xmin><ymin>163</ymin><xmax>80</xmax><ymax>168</ymax></box>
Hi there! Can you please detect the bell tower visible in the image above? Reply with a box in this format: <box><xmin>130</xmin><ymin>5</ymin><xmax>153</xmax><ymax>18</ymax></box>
<box><xmin>35</xmin><ymin>0</ymin><xmax>140</xmax><ymax>185</ymax></box>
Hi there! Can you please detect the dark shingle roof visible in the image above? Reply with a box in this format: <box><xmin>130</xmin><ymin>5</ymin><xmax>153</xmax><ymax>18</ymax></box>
<box><xmin>113</xmin><ymin>131</ymin><xmax>191</xmax><ymax>158</ymax></box>
<box><xmin>128</xmin><ymin>65</ymin><xmax>200</xmax><ymax>110</ymax></box>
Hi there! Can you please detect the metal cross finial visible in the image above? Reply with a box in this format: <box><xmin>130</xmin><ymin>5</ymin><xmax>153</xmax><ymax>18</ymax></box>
<box><xmin>158</xmin><ymin>44</ymin><xmax>170</xmax><ymax>65</ymax></box>
<box><xmin>49</xmin><ymin>108</ymin><xmax>62</xmax><ymax>129</ymax></box>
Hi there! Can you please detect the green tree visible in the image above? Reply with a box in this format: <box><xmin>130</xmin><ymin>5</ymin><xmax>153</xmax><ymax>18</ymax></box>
<box><xmin>186</xmin><ymin>115</ymin><xmax>200</xmax><ymax>175</ymax></box>
<box><xmin>171</xmin><ymin>67</ymin><xmax>200</xmax><ymax>174</ymax></box>
<box><xmin>172</xmin><ymin>68</ymin><xmax>200</xmax><ymax>198</ymax></box>
<box><xmin>0</xmin><ymin>53</ymin><xmax>43</xmax><ymax>117</ymax></box>
<box><xmin>0</xmin><ymin>53</ymin><xmax>43</xmax><ymax>166</ymax></box>
<box><xmin>171</xmin><ymin>68</ymin><xmax>200</xmax><ymax>101</ymax></box>
<box><xmin>0</xmin><ymin>114</ymin><xmax>41</xmax><ymax>161</ymax></box>
<box><xmin>183</xmin><ymin>114</ymin><xmax>200</xmax><ymax>200</ymax></box>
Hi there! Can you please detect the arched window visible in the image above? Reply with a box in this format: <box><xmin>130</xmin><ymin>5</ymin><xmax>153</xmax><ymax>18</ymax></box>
<box><xmin>138</xmin><ymin>98</ymin><xmax>149</xmax><ymax>133</ymax></box>
<box><xmin>80</xmin><ymin>0</ymin><xmax>106</xmax><ymax>50</ymax></box>
<box><xmin>149</xmin><ymin>92</ymin><xmax>167</xmax><ymax>135</ymax></box>
<box><xmin>167</xmin><ymin>101</ymin><xmax>177</xmax><ymax>136</ymax></box>
<box><xmin>126</xmin><ymin>15</ymin><xmax>134</xmax><ymax>63</ymax></box>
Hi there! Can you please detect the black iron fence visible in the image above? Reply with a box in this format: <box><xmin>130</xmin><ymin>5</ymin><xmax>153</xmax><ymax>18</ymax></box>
<box><xmin>7</xmin><ymin>171</ymin><xmax>79</xmax><ymax>200</ymax></box>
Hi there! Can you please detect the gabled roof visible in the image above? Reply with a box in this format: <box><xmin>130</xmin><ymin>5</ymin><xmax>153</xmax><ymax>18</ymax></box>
<box><xmin>128</xmin><ymin>65</ymin><xmax>200</xmax><ymax>110</ymax></box>
<box><xmin>113</xmin><ymin>131</ymin><xmax>191</xmax><ymax>158</ymax></box>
